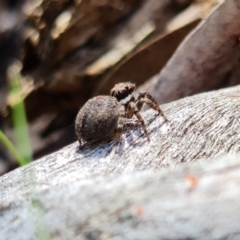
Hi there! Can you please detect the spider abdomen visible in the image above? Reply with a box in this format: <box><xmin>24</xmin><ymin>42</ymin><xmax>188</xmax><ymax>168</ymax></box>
<box><xmin>75</xmin><ymin>96</ymin><xmax>120</xmax><ymax>144</ymax></box>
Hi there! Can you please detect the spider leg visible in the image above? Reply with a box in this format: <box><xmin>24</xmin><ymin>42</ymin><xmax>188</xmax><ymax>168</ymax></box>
<box><xmin>128</xmin><ymin>102</ymin><xmax>150</xmax><ymax>141</ymax></box>
<box><xmin>75</xmin><ymin>124</ymin><xmax>82</xmax><ymax>146</ymax></box>
<box><xmin>115</xmin><ymin>105</ymin><xmax>125</xmax><ymax>151</ymax></box>
<box><xmin>136</xmin><ymin>98</ymin><xmax>144</xmax><ymax>112</ymax></box>
<box><xmin>138</xmin><ymin>91</ymin><xmax>168</xmax><ymax>121</ymax></box>
<box><xmin>139</xmin><ymin>91</ymin><xmax>158</xmax><ymax>103</ymax></box>
<box><xmin>124</xmin><ymin>119</ymin><xmax>140</xmax><ymax>128</ymax></box>
<box><xmin>126</xmin><ymin>106</ymin><xmax>134</xmax><ymax>119</ymax></box>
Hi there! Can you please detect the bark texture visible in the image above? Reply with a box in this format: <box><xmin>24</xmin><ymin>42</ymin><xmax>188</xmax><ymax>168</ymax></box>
<box><xmin>2</xmin><ymin>84</ymin><xmax>240</xmax><ymax>190</ymax></box>
<box><xmin>1</xmin><ymin>155</ymin><xmax>240</xmax><ymax>240</ymax></box>
<box><xmin>1</xmin><ymin>85</ymin><xmax>240</xmax><ymax>239</ymax></box>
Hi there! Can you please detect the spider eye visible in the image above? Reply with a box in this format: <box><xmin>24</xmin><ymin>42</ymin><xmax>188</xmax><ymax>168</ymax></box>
<box><xmin>113</xmin><ymin>87</ymin><xmax>133</xmax><ymax>101</ymax></box>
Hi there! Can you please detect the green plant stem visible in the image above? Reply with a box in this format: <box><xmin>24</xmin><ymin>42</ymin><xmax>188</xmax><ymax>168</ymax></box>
<box><xmin>9</xmin><ymin>65</ymin><xmax>32</xmax><ymax>165</ymax></box>
<box><xmin>0</xmin><ymin>129</ymin><xmax>26</xmax><ymax>165</ymax></box>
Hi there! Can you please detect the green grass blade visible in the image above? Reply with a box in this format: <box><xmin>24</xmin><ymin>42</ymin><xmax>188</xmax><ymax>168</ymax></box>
<box><xmin>8</xmin><ymin>63</ymin><xmax>32</xmax><ymax>165</ymax></box>
<box><xmin>0</xmin><ymin>129</ymin><xmax>25</xmax><ymax>165</ymax></box>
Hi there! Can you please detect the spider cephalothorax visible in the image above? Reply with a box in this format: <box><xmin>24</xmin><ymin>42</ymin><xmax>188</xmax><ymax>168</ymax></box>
<box><xmin>110</xmin><ymin>82</ymin><xmax>168</xmax><ymax>141</ymax></box>
<box><xmin>110</xmin><ymin>82</ymin><xmax>136</xmax><ymax>103</ymax></box>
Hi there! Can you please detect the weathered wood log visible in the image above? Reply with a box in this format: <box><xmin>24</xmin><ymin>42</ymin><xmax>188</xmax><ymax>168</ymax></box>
<box><xmin>2</xmin><ymin>84</ymin><xmax>240</xmax><ymax>190</ymax></box>
<box><xmin>1</xmin><ymin>154</ymin><xmax>240</xmax><ymax>239</ymax></box>
<box><xmin>1</xmin><ymin>85</ymin><xmax>240</xmax><ymax>239</ymax></box>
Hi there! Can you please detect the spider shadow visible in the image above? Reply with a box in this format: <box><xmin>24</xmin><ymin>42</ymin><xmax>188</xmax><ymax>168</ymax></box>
<box><xmin>117</xmin><ymin>124</ymin><xmax>148</xmax><ymax>153</ymax></box>
<box><xmin>75</xmin><ymin>134</ymin><xmax>135</xmax><ymax>159</ymax></box>
<box><xmin>124</xmin><ymin>113</ymin><xmax>167</xmax><ymax>148</ymax></box>
<box><xmin>75</xmin><ymin>138</ymin><xmax>117</xmax><ymax>159</ymax></box>
<box><xmin>147</xmin><ymin>113</ymin><xmax>167</xmax><ymax>133</ymax></box>
<box><xmin>74</xmin><ymin>114</ymin><xmax>166</xmax><ymax>158</ymax></box>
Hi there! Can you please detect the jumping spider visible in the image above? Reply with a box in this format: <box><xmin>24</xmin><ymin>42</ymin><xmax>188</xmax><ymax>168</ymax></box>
<box><xmin>75</xmin><ymin>82</ymin><xmax>168</xmax><ymax>147</ymax></box>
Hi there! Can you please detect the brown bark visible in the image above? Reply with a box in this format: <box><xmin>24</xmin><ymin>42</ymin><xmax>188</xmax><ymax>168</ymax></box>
<box><xmin>93</xmin><ymin>19</ymin><xmax>200</xmax><ymax>96</ymax></box>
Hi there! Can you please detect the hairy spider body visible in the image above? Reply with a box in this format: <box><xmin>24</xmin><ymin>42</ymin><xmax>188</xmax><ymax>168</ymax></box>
<box><xmin>75</xmin><ymin>82</ymin><xmax>168</xmax><ymax>148</ymax></box>
<box><xmin>75</xmin><ymin>95</ymin><xmax>123</xmax><ymax>145</ymax></box>
<box><xmin>110</xmin><ymin>82</ymin><xmax>168</xmax><ymax>141</ymax></box>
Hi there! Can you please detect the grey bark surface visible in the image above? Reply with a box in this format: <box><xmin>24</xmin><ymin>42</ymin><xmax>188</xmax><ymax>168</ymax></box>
<box><xmin>1</xmin><ymin>155</ymin><xmax>240</xmax><ymax>240</ymax></box>
<box><xmin>1</xmin><ymin>85</ymin><xmax>240</xmax><ymax>239</ymax></box>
